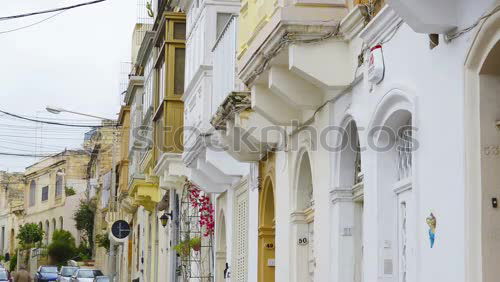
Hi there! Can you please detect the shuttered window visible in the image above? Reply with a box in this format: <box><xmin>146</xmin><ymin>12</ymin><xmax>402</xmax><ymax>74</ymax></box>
<box><xmin>233</xmin><ymin>184</ymin><xmax>249</xmax><ymax>281</ymax></box>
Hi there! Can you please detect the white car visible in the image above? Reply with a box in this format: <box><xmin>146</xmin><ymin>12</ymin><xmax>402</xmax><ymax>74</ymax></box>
<box><xmin>57</xmin><ymin>266</ymin><xmax>78</xmax><ymax>281</ymax></box>
<box><xmin>70</xmin><ymin>269</ymin><xmax>104</xmax><ymax>282</ymax></box>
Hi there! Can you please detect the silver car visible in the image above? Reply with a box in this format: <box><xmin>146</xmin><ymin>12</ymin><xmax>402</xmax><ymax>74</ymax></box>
<box><xmin>70</xmin><ymin>269</ymin><xmax>104</xmax><ymax>282</ymax></box>
<box><xmin>58</xmin><ymin>266</ymin><xmax>78</xmax><ymax>282</ymax></box>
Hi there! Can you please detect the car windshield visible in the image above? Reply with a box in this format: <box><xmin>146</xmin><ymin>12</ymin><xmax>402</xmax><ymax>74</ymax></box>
<box><xmin>61</xmin><ymin>267</ymin><xmax>77</xmax><ymax>276</ymax></box>
<box><xmin>0</xmin><ymin>270</ymin><xmax>7</xmax><ymax>280</ymax></box>
<box><xmin>41</xmin><ymin>266</ymin><xmax>58</xmax><ymax>273</ymax></box>
<box><xmin>77</xmin><ymin>270</ymin><xmax>103</xmax><ymax>278</ymax></box>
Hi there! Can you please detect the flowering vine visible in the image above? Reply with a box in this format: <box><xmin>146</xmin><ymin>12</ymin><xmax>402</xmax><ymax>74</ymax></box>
<box><xmin>186</xmin><ymin>182</ymin><xmax>215</xmax><ymax>237</ymax></box>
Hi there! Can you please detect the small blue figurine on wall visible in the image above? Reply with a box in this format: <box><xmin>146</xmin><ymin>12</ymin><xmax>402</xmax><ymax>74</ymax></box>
<box><xmin>426</xmin><ymin>213</ymin><xmax>437</xmax><ymax>248</ymax></box>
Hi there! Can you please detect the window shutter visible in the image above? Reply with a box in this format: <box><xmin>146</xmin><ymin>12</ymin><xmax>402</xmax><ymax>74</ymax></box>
<box><xmin>233</xmin><ymin>185</ymin><xmax>248</xmax><ymax>281</ymax></box>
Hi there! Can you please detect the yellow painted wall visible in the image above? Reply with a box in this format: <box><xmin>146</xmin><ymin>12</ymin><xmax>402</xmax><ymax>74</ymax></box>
<box><xmin>238</xmin><ymin>0</ymin><xmax>279</xmax><ymax>58</ymax></box>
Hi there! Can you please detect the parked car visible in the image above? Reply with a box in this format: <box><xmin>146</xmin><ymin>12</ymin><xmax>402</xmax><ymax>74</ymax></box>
<box><xmin>35</xmin><ymin>266</ymin><xmax>59</xmax><ymax>282</ymax></box>
<box><xmin>57</xmin><ymin>266</ymin><xmax>79</xmax><ymax>282</ymax></box>
<box><xmin>0</xmin><ymin>268</ymin><xmax>10</xmax><ymax>282</ymax></box>
<box><xmin>93</xmin><ymin>276</ymin><xmax>109</xmax><ymax>282</ymax></box>
<box><xmin>70</xmin><ymin>269</ymin><xmax>104</xmax><ymax>282</ymax></box>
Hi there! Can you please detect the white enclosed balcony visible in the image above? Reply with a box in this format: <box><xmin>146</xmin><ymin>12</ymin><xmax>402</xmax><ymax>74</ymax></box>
<box><xmin>212</xmin><ymin>15</ymin><xmax>246</xmax><ymax>116</ymax></box>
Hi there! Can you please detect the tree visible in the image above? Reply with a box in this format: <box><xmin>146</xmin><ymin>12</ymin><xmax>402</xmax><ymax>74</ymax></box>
<box><xmin>17</xmin><ymin>223</ymin><xmax>44</xmax><ymax>250</ymax></box>
<box><xmin>73</xmin><ymin>198</ymin><xmax>96</xmax><ymax>250</ymax></box>
<box><xmin>95</xmin><ymin>233</ymin><xmax>110</xmax><ymax>253</ymax></box>
<box><xmin>48</xmin><ymin>230</ymin><xmax>76</xmax><ymax>266</ymax></box>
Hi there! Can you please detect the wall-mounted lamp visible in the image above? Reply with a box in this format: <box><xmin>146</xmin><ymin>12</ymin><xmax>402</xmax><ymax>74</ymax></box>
<box><xmin>160</xmin><ymin>211</ymin><xmax>173</xmax><ymax>227</ymax></box>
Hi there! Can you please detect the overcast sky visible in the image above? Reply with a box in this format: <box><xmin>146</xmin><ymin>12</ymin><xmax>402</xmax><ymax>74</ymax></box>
<box><xmin>0</xmin><ymin>0</ymin><xmax>137</xmax><ymax>172</ymax></box>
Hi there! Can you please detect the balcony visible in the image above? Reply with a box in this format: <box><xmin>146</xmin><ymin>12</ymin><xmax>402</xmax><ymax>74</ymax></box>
<box><xmin>212</xmin><ymin>15</ymin><xmax>246</xmax><ymax>117</ymax></box>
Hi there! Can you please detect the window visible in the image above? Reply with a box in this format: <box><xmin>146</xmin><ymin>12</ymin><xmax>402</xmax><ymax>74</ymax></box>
<box><xmin>174</xmin><ymin>48</ymin><xmax>185</xmax><ymax>95</ymax></box>
<box><xmin>216</xmin><ymin>13</ymin><xmax>232</xmax><ymax>38</ymax></box>
<box><xmin>143</xmin><ymin>55</ymin><xmax>154</xmax><ymax>117</ymax></box>
<box><xmin>158</xmin><ymin>60</ymin><xmax>166</xmax><ymax>103</ymax></box>
<box><xmin>173</xmin><ymin>22</ymin><xmax>186</xmax><ymax>40</ymax></box>
<box><xmin>29</xmin><ymin>180</ymin><xmax>36</xmax><ymax>206</ymax></box>
<box><xmin>41</xmin><ymin>186</ymin><xmax>49</xmax><ymax>202</ymax></box>
<box><xmin>55</xmin><ymin>171</ymin><xmax>63</xmax><ymax>197</ymax></box>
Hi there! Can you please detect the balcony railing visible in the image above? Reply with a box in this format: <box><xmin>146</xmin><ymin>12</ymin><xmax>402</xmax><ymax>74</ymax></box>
<box><xmin>212</xmin><ymin>15</ymin><xmax>243</xmax><ymax>117</ymax></box>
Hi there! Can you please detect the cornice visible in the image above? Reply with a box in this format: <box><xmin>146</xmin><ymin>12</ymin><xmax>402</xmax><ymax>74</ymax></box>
<box><xmin>210</xmin><ymin>91</ymin><xmax>251</xmax><ymax>130</ymax></box>
<box><xmin>359</xmin><ymin>5</ymin><xmax>403</xmax><ymax>47</ymax></box>
<box><xmin>125</xmin><ymin>76</ymin><xmax>145</xmax><ymax>106</ymax></box>
<box><xmin>339</xmin><ymin>5</ymin><xmax>369</xmax><ymax>40</ymax></box>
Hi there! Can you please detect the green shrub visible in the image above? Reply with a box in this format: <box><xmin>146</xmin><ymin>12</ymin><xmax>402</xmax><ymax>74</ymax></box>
<box><xmin>75</xmin><ymin>241</ymin><xmax>92</xmax><ymax>261</ymax></box>
<box><xmin>65</xmin><ymin>186</ymin><xmax>76</xmax><ymax>196</ymax></box>
<box><xmin>9</xmin><ymin>253</ymin><xmax>17</xmax><ymax>272</ymax></box>
<box><xmin>48</xmin><ymin>230</ymin><xmax>77</xmax><ymax>266</ymax></box>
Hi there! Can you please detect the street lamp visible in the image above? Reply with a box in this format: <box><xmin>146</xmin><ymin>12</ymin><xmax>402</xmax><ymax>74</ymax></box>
<box><xmin>46</xmin><ymin>105</ymin><xmax>113</xmax><ymax>121</ymax></box>
<box><xmin>160</xmin><ymin>211</ymin><xmax>173</xmax><ymax>227</ymax></box>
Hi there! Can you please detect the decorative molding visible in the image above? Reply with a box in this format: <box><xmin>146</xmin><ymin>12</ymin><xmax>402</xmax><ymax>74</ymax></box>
<box><xmin>339</xmin><ymin>5</ymin><xmax>369</xmax><ymax>40</ymax></box>
<box><xmin>249</xmin><ymin>162</ymin><xmax>260</xmax><ymax>191</ymax></box>
<box><xmin>352</xmin><ymin>181</ymin><xmax>364</xmax><ymax>202</ymax></box>
<box><xmin>290</xmin><ymin>211</ymin><xmax>307</xmax><ymax>224</ymax></box>
<box><xmin>393</xmin><ymin>178</ymin><xmax>412</xmax><ymax>194</ymax></box>
<box><xmin>211</xmin><ymin>91</ymin><xmax>251</xmax><ymax>130</ymax></box>
<box><xmin>330</xmin><ymin>186</ymin><xmax>354</xmax><ymax>204</ymax></box>
<box><xmin>359</xmin><ymin>5</ymin><xmax>403</xmax><ymax>47</ymax></box>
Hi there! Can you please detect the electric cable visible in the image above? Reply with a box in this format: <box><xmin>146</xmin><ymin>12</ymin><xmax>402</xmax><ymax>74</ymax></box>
<box><xmin>0</xmin><ymin>109</ymin><xmax>113</xmax><ymax>128</ymax></box>
<box><xmin>0</xmin><ymin>10</ymin><xmax>66</xmax><ymax>35</ymax></box>
<box><xmin>0</xmin><ymin>0</ymin><xmax>107</xmax><ymax>21</ymax></box>
<box><xmin>445</xmin><ymin>5</ymin><xmax>500</xmax><ymax>42</ymax></box>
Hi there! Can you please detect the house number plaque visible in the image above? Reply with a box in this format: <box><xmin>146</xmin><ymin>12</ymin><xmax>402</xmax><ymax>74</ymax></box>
<box><xmin>298</xmin><ymin>237</ymin><xmax>309</xmax><ymax>246</ymax></box>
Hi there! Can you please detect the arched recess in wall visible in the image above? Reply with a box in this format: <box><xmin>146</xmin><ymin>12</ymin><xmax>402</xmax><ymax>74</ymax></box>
<box><xmin>52</xmin><ymin>218</ymin><xmax>56</xmax><ymax>235</ymax></box>
<box><xmin>369</xmin><ymin>89</ymin><xmax>414</xmax><ymax>282</ymax></box>
<box><xmin>215</xmin><ymin>210</ymin><xmax>227</xmax><ymax>282</ymax></box>
<box><xmin>291</xmin><ymin>149</ymin><xmax>315</xmax><ymax>282</ymax></box>
<box><xmin>334</xmin><ymin>117</ymin><xmax>364</xmax><ymax>282</ymax></box>
<box><xmin>464</xmin><ymin>10</ymin><xmax>500</xmax><ymax>282</ymax></box>
<box><xmin>258</xmin><ymin>153</ymin><xmax>276</xmax><ymax>282</ymax></box>
<box><xmin>59</xmin><ymin>217</ymin><xmax>64</xmax><ymax>230</ymax></box>
<box><xmin>45</xmin><ymin>220</ymin><xmax>50</xmax><ymax>245</ymax></box>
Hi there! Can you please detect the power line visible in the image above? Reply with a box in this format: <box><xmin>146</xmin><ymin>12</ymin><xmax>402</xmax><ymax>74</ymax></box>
<box><xmin>0</xmin><ymin>152</ymin><xmax>53</xmax><ymax>158</ymax></box>
<box><xmin>0</xmin><ymin>0</ymin><xmax>107</xmax><ymax>21</ymax></box>
<box><xmin>0</xmin><ymin>10</ymin><xmax>66</xmax><ymax>35</ymax></box>
<box><xmin>0</xmin><ymin>109</ymin><xmax>108</xmax><ymax>128</ymax></box>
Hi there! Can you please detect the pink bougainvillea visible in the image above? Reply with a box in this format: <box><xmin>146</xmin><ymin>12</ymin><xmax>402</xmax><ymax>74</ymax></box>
<box><xmin>186</xmin><ymin>182</ymin><xmax>215</xmax><ymax>237</ymax></box>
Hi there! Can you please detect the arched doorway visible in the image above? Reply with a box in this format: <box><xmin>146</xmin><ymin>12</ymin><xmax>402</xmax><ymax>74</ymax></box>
<box><xmin>334</xmin><ymin>119</ymin><xmax>364</xmax><ymax>282</ymax></box>
<box><xmin>465</xmin><ymin>27</ymin><xmax>500</xmax><ymax>280</ymax></box>
<box><xmin>259</xmin><ymin>153</ymin><xmax>276</xmax><ymax>282</ymax></box>
<box><xmin>216</xmin><ymin>211</ymin><xmax>227</xmax><ymax>282</ymax></box>
<box><xmin>373</xmin><ymin>108</ymin><xmax>413</xmax><ymax>282</ymax></box>
<box><xmin>291</xmin><ymin>151</ymin><xmax>314</xmax><ymax>282</ymax></box>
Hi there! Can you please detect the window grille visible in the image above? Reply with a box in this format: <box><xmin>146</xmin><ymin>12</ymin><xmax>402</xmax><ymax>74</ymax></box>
<box><xmin>397</xmin><ymin>119</ymin><xmax>412</xmax><ymax>180</ymax></box>
<box><xmin>354</xmin><ymin>139</ymin><xmax>363</xmax><ymax>184</ymax></box>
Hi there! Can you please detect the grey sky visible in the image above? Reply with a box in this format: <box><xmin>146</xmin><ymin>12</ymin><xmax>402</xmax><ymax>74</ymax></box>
<box><xmin>0</xmin><ymin>0</ymin><xmax>137</xmax><ymax>172</ymax></box>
